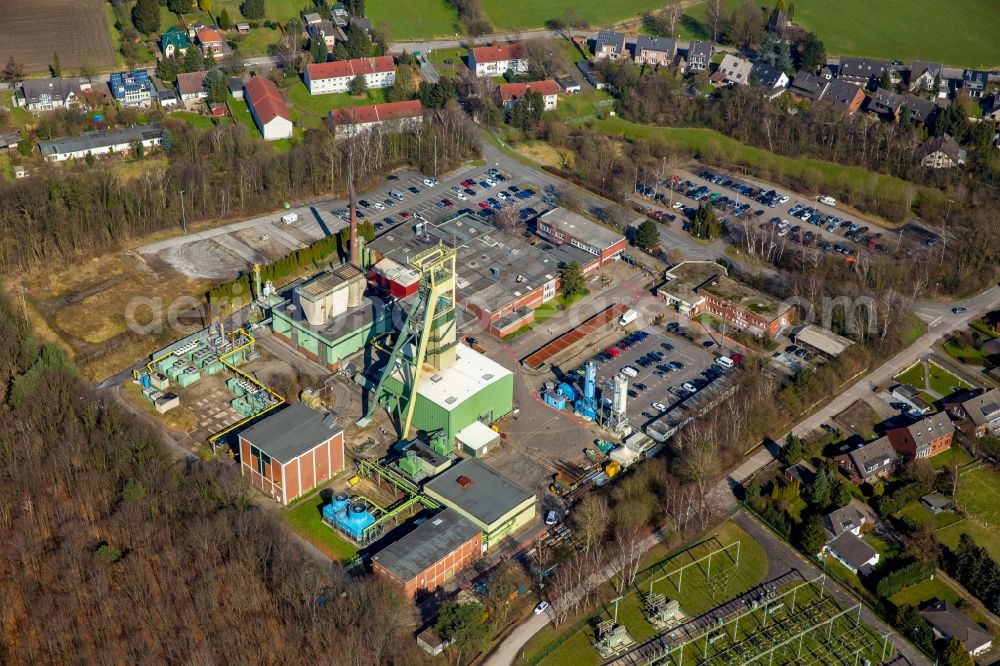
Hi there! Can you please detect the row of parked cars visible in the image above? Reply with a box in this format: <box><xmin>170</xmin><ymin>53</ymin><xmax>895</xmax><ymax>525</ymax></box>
<box><xmin>699</xmin><ymin>169</ymin><xmax>791</xmax><ymax>209</ymax></box>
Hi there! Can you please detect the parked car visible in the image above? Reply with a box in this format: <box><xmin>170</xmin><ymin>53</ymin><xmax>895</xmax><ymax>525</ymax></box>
<box><xmin>534</xmin><ymin>601</ymin><xmax>550</xmax><ymax>615</ymax></box>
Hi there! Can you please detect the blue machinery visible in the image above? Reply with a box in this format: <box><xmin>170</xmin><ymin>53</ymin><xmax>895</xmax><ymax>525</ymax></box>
<box><xmin>574</xmin><ymin>361</ymin><xmax>598</xmax><ymax>420</ymax></box>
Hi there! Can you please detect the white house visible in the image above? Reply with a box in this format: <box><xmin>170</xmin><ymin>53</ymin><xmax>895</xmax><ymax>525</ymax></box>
<box><xmin>469</xmin><ymin>44</ymin><xmax>528</xmax><ymax>78</ymax></box>
<box><xmin>38</xmin><ymin>124</ymin><xmax>163</xmax><ymax>162</ymax></box>
<box><xmin>244</xmin><ymin>77</ymin><xmax>293</xmax><ymax>141</ymax></box>
<box><xmin>304</xmin><ymin>56</ymin><xmax>395</xmax><ymax>95</ymax></box>
<box><xmin>711</xmin><ymin>54</ymin><xmax>754</xmax><ymax>86</ymax></box>
<box><xmin>499</xmin><ymin>80</ymin><xmax>559</xmax><ymax>111</ymax></box>
<box><xmin>329</xmin><ymin>100</ymin><xmax>424</xmax><ymax>137</ymax></box>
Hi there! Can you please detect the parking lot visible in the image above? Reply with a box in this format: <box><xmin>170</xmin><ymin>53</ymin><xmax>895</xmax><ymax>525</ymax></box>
<box><xmin>631</xmin><ymin>166</ymin><xmax>936</xmax><ymax>259</ymax></box>
<box><xmin>575</xmin><ymin>325</ymin><xmax>722</xmax><ymax>428</ymax></box>
<box><xmin>140</xmin><ymin>165</ymin><xmax>551</xmax><ymax>280</ymax></box>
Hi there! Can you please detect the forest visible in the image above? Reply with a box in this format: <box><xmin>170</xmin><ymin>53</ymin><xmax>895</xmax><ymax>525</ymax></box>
<box><xmin>0</xmin><ymin>108</ymin><xmax>481</xmax><ymax>273</ymax></box>
<box><xmin>0</xmin><ymin>289</ymin><xmax>424</xmax><ymax>664</ymax></box>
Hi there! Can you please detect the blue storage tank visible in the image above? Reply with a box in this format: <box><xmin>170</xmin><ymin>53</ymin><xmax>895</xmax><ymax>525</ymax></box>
<box><xmin>335</xmin><ymin>502</ymin><xmax>376</xmax><ymax>541</ymax></box>
<box><xmin>139</xmin><ymin>372</ymin><xmax>152</xmax><ymax>389</ymax></box>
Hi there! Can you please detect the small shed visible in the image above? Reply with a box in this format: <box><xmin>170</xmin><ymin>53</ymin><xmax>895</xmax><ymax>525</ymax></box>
<box><xmin>236</xmin><ymin>22</ymin><xmax>250</xmax><ymax>34</ymax></box>
<box><xmin>920</xmin><ymin>493</ymin><xmax>954</xmax><ymax>514</ymax></box>
<box><xmin>209</xmin><ymin>103</ymin><xmax>226</xmax><ymax>117</ymax></box>
<box><xmin>227</xmin><ymin>77</ymin><xmax>245</xmax><ymax>99</ymax></box>
<box><xmin>543</xmin><ymin>391</ymin><xmax>567</xmax><ymax>410</ymax></box>
<box><xmin>456</xmin><ymin>420</ymin><xmax>501</xmax><ymax>458</ymax></box>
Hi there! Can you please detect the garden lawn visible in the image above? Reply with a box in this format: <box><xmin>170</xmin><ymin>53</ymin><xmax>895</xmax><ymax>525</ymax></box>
<box><xmin>938</xmin><ymin>465</ymin><xmax>1000</xmax><ymax>560</ymax></box>
<box><xmin>227</xmin><ymin>97</ymin><xmax>259</xmax><ymax>135</ymax></box>
<box><xmin>482</xmin><ymin>0</ymin><xmax>662</xmax><ymax>32</ymax></box>
<box><xmin>926</xmin><ymin>361</ymin><xmax>971</xmax><ymax>397</ymax></box>
<box><xmin>550</xmin><ymin>88</ymin><xmax>613</xmax><ymax>121</ymax></box>
<box><xmin>889</xmin><ymin>577</ymin><xmax>961</xmax><ymax>608</ymax></box>
<box><xmin>584</xmin><ymin>116</ymin><xmax>941</xmax><ymax>226</ymax></box>
<box><xmin>0</xmin><ymin>91</ymin><xmax>33</xmax><ymax>129</ymax></box>
<box><xmin>944</xmin><ymin>335</ymin><xmax>988</xmax><ymax>365</ymax></box>
<box><xmin>366</xmin><ymin>0</ymin><xmax>459</xmax><ymax>40</ymax></box>
<box><xmin>930</xmin><ymin>445</ymin><xmax>973</xmax><ymax>470</ymax></box>
<box><xmin>235</xmin><ymin>26</ymin><xmax>281</xmax><ymax>55</ymax></box>
<box><xmin>284</xmin><ymin>489</ymin><xmax>359</xmax><ymax>561</ymax></box>
<box><xmin>894</xmin><ymin>362</ymin><xmax>925</xmax><ymax>388</ymax></box>
<box><xmin>286</xmin><ymin>81</ymin><xmax>388</xmax><ymax>128</ymax></box>
<box><xmin>171</xmin><ymin>111</ymin><xmax>216</xmax><ymax>130</ymax></box>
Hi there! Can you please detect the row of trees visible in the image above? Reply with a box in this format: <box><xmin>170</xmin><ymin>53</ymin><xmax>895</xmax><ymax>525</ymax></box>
<box><xmin>0</xmin><ymin>109</ymin><xmax>481</xmax><ymax>273</ymax></box>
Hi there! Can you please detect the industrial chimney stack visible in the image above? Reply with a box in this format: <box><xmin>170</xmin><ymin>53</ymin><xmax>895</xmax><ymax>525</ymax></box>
<box><xmin>348</xmin><ymin>163</ymin><xmax>359</xmax><ymax>268</ymax></box>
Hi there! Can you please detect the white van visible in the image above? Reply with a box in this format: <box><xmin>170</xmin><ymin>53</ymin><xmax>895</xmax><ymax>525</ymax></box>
<box><xmin>715</xmin><ymin>356</ymin><xmax>735</xmax><ymax>369</ymax></box>
<box><xmin>280</xmin><ymin>212</ymin><xmax>298</xmax><ymax>224</ymax></box>
<box><xmin>818</xmin><ymin>196</ymin><xmax>836</xmax><ymax>206</ymax></box>
<box><xmin>619</xmin><ymin>309</ymin><xmax>638</xmax><ymax>326</ymax></box>
<box><xmin>621</xmin><ymin>366</ymin><xmax>638</xmax><ymax>378</ymax></box>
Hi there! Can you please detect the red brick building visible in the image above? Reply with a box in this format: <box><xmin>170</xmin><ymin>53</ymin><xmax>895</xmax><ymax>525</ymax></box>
<box><xmin>371</xmin><ymin>508</ymin><xmax>483</xmax><ymax>600</ymax></box>
<box><xmin>238</xmin><ymin>403</ymin><xmax>345</xmax><ymax>505</ymax></box>
<box><xmin>536</xmin><ymin>208</ymin><xmax>627</xmax><ymax>273</ymax></box>
<box><xmin>885</xmin><ymin>412</ymin><xmax>955</xmax><ymax>460</ymax></box>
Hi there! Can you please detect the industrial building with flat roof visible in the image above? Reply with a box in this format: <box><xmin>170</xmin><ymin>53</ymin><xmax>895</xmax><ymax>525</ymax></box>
<box><xmin>423</xmin><ymin>458</ymin><xmax>536</xmax><ymax>549</ymax></box>
<box><xmin>238</xmin><ymin>403</ymin><xmax>345</xmax><ymax>505</ymax></box>
<box><xmin>271</xmin><ymin>264</ymin><xmax>397</xmax><ymax>370</ymax></box>
<box><xmin>381</xmin><ymin>343</ymin><xmax>513</xmax><ymax>447</ymax></box>
<box><xmin>536</xmin><ymin>208</ymin><xmax>627</xmax><ymax>272</ymax></box>
<box><xmin>657</xmin><ymin>261</ymin><xmax>794</xmax><ymax>337</ymax></box>
<box><xmin>369</xmin><ymin>213</ymin><xmax>598</xmax><ymax>337</ymax></box>
<box><xmin>371</xmin><ymin>508</ymin><xmax>483</xmax><ymax>599</ymax></box>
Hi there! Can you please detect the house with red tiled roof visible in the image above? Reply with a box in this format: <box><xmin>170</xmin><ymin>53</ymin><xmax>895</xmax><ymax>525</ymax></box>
<box><xmin>244</xmin><ymin>76</ymin><xmax>293</xmax><ymax>141</ymax></box>
<box><xmin>304</xmin><ymin>56</ymin><xmax>395</xmax><ymax>95</ymax></box>
<box><xmin>195</xmin><ymin>26</ymin><xmax>225</xmax><ymax>61</ymax></box>
<box><xmin>329</xmin><ymin>100</ymin><xmax>423</xmax><ymax>137</ymax></box>
<box><xmin>469</xmin><ymin>43</ymin><xmax>528</xmax><ymax>77</ymax></box>
<box><xmin>499</xmin><ymin>80</ymin><xmax>559</xmax><ymax>111</ymax></box>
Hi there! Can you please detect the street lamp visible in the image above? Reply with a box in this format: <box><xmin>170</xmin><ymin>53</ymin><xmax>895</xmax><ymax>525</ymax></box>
<box><xmin>179</xmin><ymin>189</ymin><xmax>187</xmax><ymax>235</ymax></box>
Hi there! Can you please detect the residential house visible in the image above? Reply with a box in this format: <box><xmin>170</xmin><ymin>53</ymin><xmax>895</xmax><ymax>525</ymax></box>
<box><xmin>110</xmin><ymin>70</ymin><xmax>154</xmax><ymax>107</ymax></box>
<box><xmin>868</xmin><ymin>88</ymin><xmax>904</xmax><ymax>121</ymax></box>
<box><xmin>499</xmin><ymin>80</ymin><xmax>559</xmax><ymax>111</ymax></box>
<box><xmin>244</xmin><ymin>76</ymin><xmax>293</xmax><ymax>141</ymax></box>
<box><xmin>16</xmin><ymin>77</ymin><xmax>87</xmax><ymax>112</ymax></box>
<box><xmin>901</xmin><ymin>94</ymin><xmax>938</xmax><ymax>126</ymax></box>
<box><xmin>238</xmin><ymin>403</ymin><xmax>345</xmax><ymax>505</ymax></box>
<box><xmin>885</xmin><ymin>412</ymin><xmax>955</xmax><ymax>459</ymax></box>
<box><xmin>302</xmin><ymin>12</ymin><xmax>322</xmax><ymax>25</ymax></box>
<box><xmin>919</xmin><ymin>135</ymin><xmax>966</xmax><ymax>168</ymax></box>
<box><xmin>942</xmin><ymin>387</ymin><xmax>1000</xmax><ymax>436</ymax></box>
<box><xmin>657</xmin><ymin>261</ymin><xmax>794</xmax><ymax>338</ymax></box>
<box><xmin>749</xmin><ymin>61</ymin><xmax>790</xmax><ymax>97</ymax></box>
<box><xmin>160</xmin><ymin>26</ymin><xmax>191</xmax><ymax>59</ymax></box>
<box><xmin>712</xmin><ymin>54</ymin><xmax>754</xmax><ymax>87</ymax></box>
<box><xmin>686</xmin><ymin>41</ymin><xmax>713</xmax><ymax>73</ymax></box>
<box><xmin>329</xmin><ymin>100</ymin><xmax>423</xmax><ymax>137</ymax></box>
<box><xmin>308</xmin><ymin>20</ymin><xmax>345</xmax><ymax>50</ymax></box>
<box><xmin>983</xmin><ymin>94</ymin><xmax>1000</xmax><ymax>123</ymax></box>
<box><xmin>824</xmin><ymin>532</ymin><xmax>880</xmax><ymax>574</ymax></box>
<box><xmin>789</xmin><ymin>71</ymin><xmax>827</xmax><ymax>101</ymax></box>
<box><xmin>304</xmin><ymin>56</ymin><xmax>395</xmax><ymax>94</ymax></box>
<box><xmin>909</xmin><ymin>61</ymin><xmax>943</xmax><ymax>92</ymax></box>
<box><xmin>0</xmin><ymin>128</ymin><xmax>21</xmax><ymax>152</ymax></box>
<box><xmin>632</xmin><ymin>36</ymin><xmax>676</xmax><ymax>66</ymax></box>
<box><xmin>823</xmin><ymin>505</ymin><xmax>866</xmax><ymax>541</ymax></box>
<box><xmin>195</xmin><ymin>26</ymin><xmax>225</xmax><ymax>61</ymax></box>
<box><xmin>38</xmin><ymin>123</ymin><xmax>163</xmax><ymax>162</ymax></box>
<box><xmin>176</xmin><ymin>71</ymin><xmax>208</xmax><ymax>102</ymax></box>
<box><xmin>469</xmin><ymin>43</ymin><xmax>528</xmax><ymax>78</ymax></box>
<box><xmin>837</xmin><ymin>437</ymin><xmax>897</xmax><ymax>484</ymax></box>
<box><xmin>838</xmin><ymin>57</ymin><xmax>898</xmax><ymax>89</ymax></box>
<box><xmin>593</xmin><ymin>30</ymin><xmax>627</xmax><ymax>61</ymax></box>
<box><xmin>823</xmin><ymin>79</ymin><xmax>866</xmax><ymax>114</ymax></box>
<box><xmin>783</xmin><ymin>460</ymin><xmax>817</xmax><ymax>487</ymax></box>
<box><xmin>920</xmin><ymin>601</ymin><xmax>993</xmax><ymax>656</ymax></box>
<box><xmin>919</xmin><ymin>493</ymin><xmax>954</xmax><ymax>514</ymax></box>
<box><xmin>157</xmin><ymin>88</ymin><xmax>178</xmax><ymax>107</ymax></box>
<box><xmin>961</xmin><ymin>69</ymin><xmax>987</xmax><ymax>98</ymax></box>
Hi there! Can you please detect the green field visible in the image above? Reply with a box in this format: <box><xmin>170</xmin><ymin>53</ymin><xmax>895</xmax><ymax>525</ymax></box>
<box><xmin>286</xmin><ymin>81</ymin><xmax>389</xmax><ymax>129</ymax></box>
<box><xmin>210</xmin><ymin>0</ymin><xmax>305</xmax><ymax>23</ymax></box>
<box><xmin>522</xmin><ymin>521</ymin><xmax>767</xmax><ymax>665</ymax></box>
<box><xmin>482</xmin><ymin>0</ymin><xmax>660</xmax><ymax>32</ymax></box>
<box><xmin>367</xmin><ymin>0</ymin><xmax>459</xmax><ymax>40</ymax></box>
<box><xmin>284</xmin><ymin>488</ymin><xmax>360</xmax><ymax>561</ymax></box>
<box><xmin>938</xmin><ymin>466</ymin><xmax>1000</xmax><ymax>560</ymax></box>
<box><xmin>681</xmin><ymin>0</ymin><xmax>1000</xmax><ymax>67</ymax></box>
<box><xmin>234</xmin><ymin>26</ymin><xmax>282</xmax><ymax>55</ymax></box>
